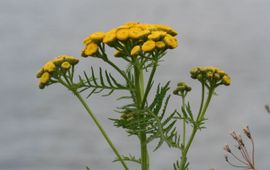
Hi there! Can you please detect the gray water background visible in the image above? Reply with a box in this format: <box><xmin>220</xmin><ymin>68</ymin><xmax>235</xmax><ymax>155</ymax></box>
<box><xmin>1</xmin><ymin>0</ymin><xmax>270</xmax><ymax>169</ymax></box>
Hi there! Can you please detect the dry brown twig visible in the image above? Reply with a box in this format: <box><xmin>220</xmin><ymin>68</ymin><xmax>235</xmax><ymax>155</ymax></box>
<box><xmin>224</xmin><ymin>126</ymin><xmax>256</xmax><ymax>170</ymax></box>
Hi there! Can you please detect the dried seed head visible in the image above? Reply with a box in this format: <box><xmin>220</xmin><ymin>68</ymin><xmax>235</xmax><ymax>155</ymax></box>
<box><xmin>224</xmin><ymin>154</ymin><xmax>229</xmax><ymax>162</ymax></box>
<box><xmin>237</xmin><ymin>135</ymin><xmax>245</xmax><ymax>146</ymax></box>
<box><xmin>230</xmin><ymin>131</ymin><xmax>238</xmax><ymax>140</ymax></box>
<box><xmin>224</xmin><ymin>144</ymin><xmax>231</xmax><ymax>153</ymax></box>
<box><xmin>243</xmin><ymin>126</ymin><xmax>252</xmax><ymax>139</ymax></box>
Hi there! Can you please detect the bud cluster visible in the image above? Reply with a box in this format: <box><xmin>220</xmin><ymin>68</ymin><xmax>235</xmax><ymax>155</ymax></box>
<box><xmin>190</xmin><ymin>66</ymin><xmax>231</xmax><ymax>87</ymax></box>
<box><xmin>36</xmin><ymin>55</ymin><xmax>79</xmax><ymax>89</ymax></box>
<box><xmin>173</xmin><ymin>82</ymin><xmax>192</xmax><ymax>96</ymax></box>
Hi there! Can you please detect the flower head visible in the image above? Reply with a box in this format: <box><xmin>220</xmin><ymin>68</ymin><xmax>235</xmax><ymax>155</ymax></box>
<box><xmin>89</xmin><ymin>32</ymin><xmax>105</xmax><ymax>42</ymax></box>
<box><xmin>103</xmin><ymin>31</ymin><xmax>116</xmax><ymax>45</ymax></box>
<box><xmin>43</xmin><ymin>61</ymin><xmax>56</xmax><ymax>73</ymax></box>
<box><xmin>82</xmin><ymin>43</ymin><xmax>99</xmax><ymax>57</ymax></box>
<box><xmin>142</xmin><ymin>40</ymin><xmax>156</xmax><ymax>52</ymax></box>
<box><xmin>82</xmin><ymin>22</ymin><xmax>179</xmax><ymax>60</ymax></box>
<box><xmin>116</xmin><ymin>28</ymin><xmax>129</xmax><ymax>41</ymax></box>
<box><xmin>190</xmin><ymin>66</ymin><xmax>231</xmax><ymax>87</ymax></box>
<box><xmin>36</xmin><ymin>55</ymin><xmax>79</xmax><ymax>89</ymax></box>
<box><xmin>164</xmin><ymin>35</ymin><xmax>178</xmax><ymax>49</ymax></box>
<box><xmin>156</xmin><ymin>41</ymin><xmax>166</xmax><ymax>49</ymax></box>
<box><xmin>61</xmin><ymin>61</ymin><xmax>71</xmax><ymax>70</ymax></box>
<box><xmin>173</xmin><ymin>82</ymin><xmax>192</xmax><ymax>96</ymax></box>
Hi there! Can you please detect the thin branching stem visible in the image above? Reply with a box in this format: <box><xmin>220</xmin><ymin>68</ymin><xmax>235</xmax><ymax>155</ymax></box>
<box><xmin>58</xmin><ymin>75</ymin><xmax>129</xmax><ymax>170</ymax></box>
<box><xmin>141</xmin><ymin>60</ymin><xmax>158</xmax><ymax>108</ymax></box>
<box><xmin>73</xmin><ymin>91</ymin><xmax>129</xmax><ymax>170</ymax></box>
<box><xmin>179</xmin><ymin>88</ymin><xmax>214</xmax><ymax>170</ymax></box>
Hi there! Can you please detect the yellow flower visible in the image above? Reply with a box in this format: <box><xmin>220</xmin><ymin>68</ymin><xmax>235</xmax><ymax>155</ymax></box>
<box><xmin>83</xmin><ymin>43</ymin><xmax>98</xmax><ymax>56</ymax></box>
<box><xmin>222</xmin><ymin>75</ymin><xmax>231</xmax><ymax>86</ymax></box>
<box><xmin>36</xmin><ymin>68</ymin><xmax>44</xmax><ymax>78</ymax></box>
<box><xmin>64</xmin><ymin>55</ymin><xmax>79</xmax><ymax>65</ymax></box>
<box><xmin>116</xmin><ymin>28</ymin><xmax>129</xmax><ymax>41</ymax></box>
<box><xmin>43</xmin><ymin>61</ymin><xmax>56</xmax><ymax>72</ymax></box>
<box><xmin>164</xmin><ymin>35</ymin><xmax>178</xmax><ymax>49</ymax></box>
<box><xmin>155</xmin><ymin>41</ymin><xmax>166</xmax><ymax>49</ymax></box>
<box><xmin>206</xmin><ymin>66</ymin><xmax>216</xmax><ymax>73</ymax></box>
<box><xmin>103</xmin><ymin>31</ymin><xmax>116</xmax><ymax>44</ymax></box>
<box><xmin>130</xmin><ymin>45</ymin><xmax>141</xmax><ymax>56</ymax></box>
<box><xmin>129</xmin><ymin>27</ymin><xmax>144</xmax><ymax>39</ymax></box>
<box><xmin>117</xmin><ymin>25</ymin><xmax>130</xmax><ymax>29</ymax></box>
<box><xmin>124</xmin><ymin>22</ymin><xmax>139</xmax><ymax>27</ymax></box>
<box><xmin>140</xmin><ymin>24</ymin><xmax>156</xmax><ymax>31</ymax></box>
<box><xmin>83</xmin><ymin>35</ymin><xmax>92</xmax><ymax>44</ymax></box>
<box><xmin>142</xmin><ymin>40</ymin><xmax>156</xmax><ymax>52</ymax></box>
<box><xmin>154</xmin><ymin>24</ymin><xmax>178</xmax><ymax>36</ymax></box>
<box><xmin>52</xmin><ymin>55</ymin><xmax>65</xmax><ymax>65</ymax></box>
<box><xmin>40</xmin><ymin>72</ymin><xmax>50</xmax><ymax>84</ymax></box>
<box><xmin>148</xmin><ymin>31</ymin><xmax>167</xmax><ymax>40</ymax></box>
<box><xmin>217</xmin><ymin>69</ymin><xmax>226</xmax><ymax>76</ymax></box>
<box><xmin>61</xmin><ymin>61</ymin><xmax>71</xmax><ymax>70</ymax></box>
<box><xmin>89</xmin><ymin>32</ymin><xmax>105</xmax><ymax>41</ymax></box>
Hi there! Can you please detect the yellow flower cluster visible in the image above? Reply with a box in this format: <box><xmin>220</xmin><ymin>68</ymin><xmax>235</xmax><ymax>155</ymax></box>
<box><xmin>81</xmin><ymin>22</ymin><xmax>178</xmax><ymax>58</ymax></box>
<box><xmin>190</xmin><ymin>66</ymin><xmax>231</xmax><ymax>86</ymax></box>
<box><xmin>173</xmin><ymin>82</ymin><xmax>192</xmax><ymax>95</ymax></box>
<box><xmin>36</xmin><ymin>55</ymin><xmax>79</xmax><ymax>89</ymax></box>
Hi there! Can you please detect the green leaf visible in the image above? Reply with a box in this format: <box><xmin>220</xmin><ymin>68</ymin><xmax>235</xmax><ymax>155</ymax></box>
<box><xmin>113</xmin><ymin>154</ymin><xmax>141</xmax><ymax>164</ymax></box>
<box><xmin>79</xmin><ymin>67</ymin><xmax>132</xmax><ymax>97</ymax></box>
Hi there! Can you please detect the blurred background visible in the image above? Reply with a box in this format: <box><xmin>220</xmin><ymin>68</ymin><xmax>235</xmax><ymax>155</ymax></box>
<box><xmin>1</xmin><ymin>0</ymin><xmax>270</xmax><ymax>169</ymax></box>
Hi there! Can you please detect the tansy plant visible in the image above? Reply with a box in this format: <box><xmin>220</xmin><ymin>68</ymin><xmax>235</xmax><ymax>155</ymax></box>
<box><xmin>36</xmin><ymin>22</ymin><xmax>231</xmax><ymax>170</ymax></box>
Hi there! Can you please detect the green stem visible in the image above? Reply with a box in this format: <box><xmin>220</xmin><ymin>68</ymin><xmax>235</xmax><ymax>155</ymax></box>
<box><xmin>179</xmin><ymin>88</ymin><xmax>214</xmax><ymax>170</ymax></box>
<box><xmin>181</xmin><ymin>95</ymin><xmax>186</xmax><ymax>149</ymax></box>
<box><xmin>198</xmin><ymin>88</ymin><xmax>214</xmax><ymax>121</ymax></box>
<box><xmin>73</xmin><ymin>91</ymin><xmax>129</xmax><ymax>170</ymax></box>
<box><xmin>141</xmin><ymin>61</ymin><xmax>157</xmax><ymax>108</ymax></box>
<box><xmin>134</xmin><ymin>60</ymin><xmax>149</xmax><ymax>170</ymax></box>
<box><xmin>197</xmin><ymin>83</ymin><xmax>205</xmax><ymax>121</ymax></box>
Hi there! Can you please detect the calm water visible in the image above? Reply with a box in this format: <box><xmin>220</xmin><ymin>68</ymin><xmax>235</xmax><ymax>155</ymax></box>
<box><xmin>1</xmin><ymin>0</ymin><xmax>270</xmax><ymax>169</ymax></box>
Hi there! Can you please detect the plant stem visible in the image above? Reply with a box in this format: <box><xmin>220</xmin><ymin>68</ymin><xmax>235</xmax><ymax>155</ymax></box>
<box><xmin>181</xmin><ymin>95</ymin><xmax>186</xmax><ymax>149</ymax></box>
<box><xmin>134</xmin><ymin>60</ymin><xmax>149</xmax><ymax>170</ymax></box>
<box><xmin>73</xmin><ymin>91</ymin><xmax>129</xmax><ymax>170</ymax></box>
<box><xmin>141</xmin><ymin>61</ymin><xmax>157</xmax><ymax>108</ymax></box>
<box><xmin>179</xmin><ymin>88</ymin><xmax>214</xmax><ymax>170</ymax></box>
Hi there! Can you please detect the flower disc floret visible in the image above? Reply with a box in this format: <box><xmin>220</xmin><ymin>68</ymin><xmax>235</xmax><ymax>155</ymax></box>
<box><xmin>64</xmin><ymin>55</ymin><xmax>79</xmax><ymax>65</ymax></box>
<box><xmin>61</xmin><ymin>61</ymin><xmax>71</xmax><ymax>70</ymax></box>
<box><xmin>154</xmin><ymin>24</ymin><xmax>178</xmax><ymax>36</ymax></box>
<box><xmin>40</xmin><ymin>72</ymin><xmax>50</xmax><ymax>84</ymax></box>
<box><xmin>43</xmin><ymin>61</ymin><xmax>56</xmax><ymax>73</ymax></box>
<box><xmin>164</xmin><ymin>35</ymin><xmax>178</xmax><ymax>49</ymax></box>
<box><xmin>142</xmin><ymin>40</ymin><xmax>156</xmax><ymax>52</ymax></box>
<box><xmin>129</xmin><ymin>27</ymin><xmax>144</xmax><ymax>39</ymax></box>
<box><xmin>36</xmin><ymin>68</ymin><xmax>44</xmax><ymax>78</ymax></box>
<box><xmin>156</xmin><ymin>41</ymin><xmax>166</xmax><ymax>49</ymax></box>
<box><xmin>103</xmin><ymin>31</ymin><xmax>116</xmax><ymax>44</ymax></box>
<box><xmin>89</xmin><ymin>32</ymin><xmax>105</xmax><ymax>42</ymax></box>
<box><xmin>83</xmin><ymin>43</ymin><xmax>99</xmax><ymax>57</ymax></box>
<box><xmin>116</xmin><ymin>28</ymin><xmax>129</xmax><ymax>41</ymax></box>
<box><xmin>222</xmin><ymin>75</ymin><xmax>231</xmax><ymax>86</ymax></box>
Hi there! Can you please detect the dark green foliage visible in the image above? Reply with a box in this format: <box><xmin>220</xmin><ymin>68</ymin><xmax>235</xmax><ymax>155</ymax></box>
<box><xmin>112</xmin><ymin>82</ymin><xmax>180</xmax><ymax>150</ymax></box>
